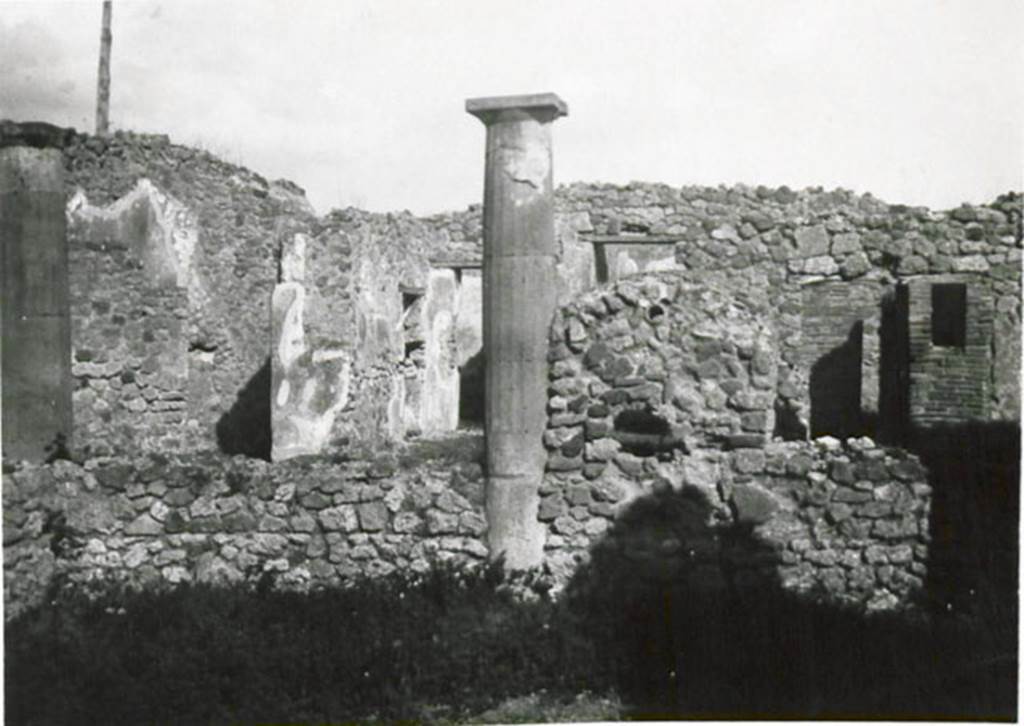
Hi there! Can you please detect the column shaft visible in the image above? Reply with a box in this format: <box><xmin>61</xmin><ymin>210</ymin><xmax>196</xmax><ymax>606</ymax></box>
<box><xmin>467</xmin><ymin>94</ymin><xmax>567</xmax><ymax>569</ymax></box>
<box><xmin>1</xmin><ymin>124</ymin><xmax>72</xmax><ymax>461</ymax></box>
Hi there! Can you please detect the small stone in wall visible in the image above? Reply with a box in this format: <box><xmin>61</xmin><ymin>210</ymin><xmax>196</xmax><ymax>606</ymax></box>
<box><xmin>250</xmin><ymin>533</ymin><xmax>289</xmax><ymax>556</ymax></box>
<box><xmin>125</xmin><ymin>513</ymin><xmax>163</xmax><ymax>536</ymax></box>
<box><xmin>259</xmin><ymin>514</ymin><xmax>288</xmax><ymax>532</ymax></box>
<box><xmin>613</xmin><ymin>452</ymin><xmax>645</xmax><ymax>476</ymax></box>
<box><xmin>319</xmin><ymin>505</ymin><xmax>358</xmax><ymax>532</ymax></box>
<box><xmin>730</xmin><ymin>484</ymin><xmax>778</xmax><ymax>524</ymax></box>
<box><xmin>583</xmin><ymin>463</ymin><xmax>606</xmax><ymax>479</ymax></box>
<box><xmin>584</xmin><ymin>518</ymin><xmax>609</xmax><ymax>537</ymax></box>
<box><xmin>567</xmin><ymin>484</ymin><xmax>591</xmax><ymax>506</ymax></box>
<box><xmin>392</xmin><ymin>511</ymin><xmax>423</xmax><ymax>534</ymax></box>
<box><xmin>584</xmin><ymin>437</ymin><xmax>620</xmax><ymax>462</ymax></box>
<box><xmin>726</xmin><ymin>433</ymin><xmax>765</xmax><ymax>450</ymax></box>
<box><xmin>826</xmin><ymin>502</ymin><xmax>855</xmax><ymax>522</ymax></box>
<box><xmin>553</xmin><ymin>515</ymin><xmax>583</xmax><ymax>536</ymax></box>
<box><xmin>566</xmin><ymin>318</ymin><xmax>588</xmax><ymax>351</ymax></box>
<box><xmin>793</xmin><ymin>225</ymin><xmax>830</xmax><ymax>258</ymax></box>
<box><xmin>839</xmin><ymin>250</ymin><xmax>872</xmax><ymax>278</ymax></box>
<box><xmin>732</xmin><ymin>449</ymin><xmax>766</xmax><ymax>474</ymax></box>
<box><xmin>548</xmin><ymin>454</ymin><xmax>583</xmax><ymax>471</ymax></box>
<box><xmin>544</xmin><ymin>427</ymin><xmax>578</xmax><ymax>449</ymax></box>
<box><xmin>435</xmin><ymin>489</ymin><xmax>471</xmax><ymax>513</ymax></box>
<box><xmin>831</xmin><ymin>232</ymin><xmax>862</xmax><ymax>256</ymax></box>
<box><xmin>538</xmin><ymin>495</ymin><xmax>568</xmax><ymax>522</ymax></box>
<box><xmin>426</xmin><ymin>510</ymin><xmax>458</xmax><ymax>534</ymax></box>
<box><xmin>952</xmin><ymin>255</ymin><xmax>990</xmax><ymax>273</ymax></box>
<box><xmin>458</xmin><ymin>511</ymin><xmax>486</xmax><ymax>536</ymax></box>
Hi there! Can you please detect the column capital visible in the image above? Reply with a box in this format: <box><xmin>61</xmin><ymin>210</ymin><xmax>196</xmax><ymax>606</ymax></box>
<box><xmin>465</xmin><ymin>93</ymin><xmax>568</xmax><ymax>125</ymax></box>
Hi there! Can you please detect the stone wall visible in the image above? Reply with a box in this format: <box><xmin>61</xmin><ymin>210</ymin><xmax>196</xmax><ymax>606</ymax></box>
<box><xmin>540</xmin><ymin>275</ymin><xmax>932</xmax><ymax>609</ymax></box>
<box><xmin>42</xmin><ymin>124</ymin><xmax>1021</xmax><ymax>458</ymax></box>
<box><xmin>61</xmin><ymin>129</ymin><xmax>317</xmax><ymax>457</ymax></box>
<box><xmin>29</xmin><ymin>124</ymin><xmax>489</xmax><ymax>460</ymax></box>
<box><xmin>552</xmin><ymin>184</ymin><xmax>1022</xmax><ymax>431</ymax></box>
<box><xmin>3</xmin><ymin>449</ymin><xmax>487</xmax><ymax>619</ymax></box>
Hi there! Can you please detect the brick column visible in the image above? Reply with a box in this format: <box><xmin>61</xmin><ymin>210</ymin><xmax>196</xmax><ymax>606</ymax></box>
<box><xmin>0</xmin><ymin>122</ymin><xmax>73</xmax><ymax>460</ymax></box>
<box><xmin>466</xmin><ymin>93</ymin><xmax>568</xmax><ymax>569</ymax></box>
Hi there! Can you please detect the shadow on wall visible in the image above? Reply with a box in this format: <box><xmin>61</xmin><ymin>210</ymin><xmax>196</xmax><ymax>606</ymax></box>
<box><xmin>3</xmin><ymin>450</ymin><xmax>1016</xmax><ymax>722</ymax></box>
<box><xmin>215</xmin><ymin>357</ymin><xmax>271</xmax><ymax>460</ymax></box>
<box><xmin>810</xmin><ymin>284</ymin><xmax>911</xmax><ymax>445</ymax></box>
<box><xmin>458</xmin><ymin>350</ymin><xmax>485</xmax><ymax>429</ymax></box>
<box><xmin>909</xmin><ymin>421</ymin><xmax>1020</xmax><ymax>620</ymax></box>
<box><xmin>809</xmin><ymin>322</ymin><xmax>864</xmax><ymax>439</ymax></box>
<box><xmin>876</xmin><ymin>284</ymin><xmax>911</xmax><ymax>444</ymax></box>
<box><xmin>561</xmin><ymin>482</ymin><xmax>1017</xmax><ymax>719</ymax></box>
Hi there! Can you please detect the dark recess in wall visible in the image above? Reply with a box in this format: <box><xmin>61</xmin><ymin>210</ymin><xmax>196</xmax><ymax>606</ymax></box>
<box><xmin>215</xmin><ymin>357</ymin><xmax>271</xmax><ymax>460</ymax></box>
<box><xmin>458</xmin><ymin>350</ymin><xmax>485</xmax><ymax>428</ymax></box>
<box><xmin>931</xmin><ymin>283</ymin><xmax>967</xmax><ymax>348</ymax></box>
<box><xmin>876</xmin><ymin>284</ymin><xmax>911</xmax><ymax>444</ymax></box>
<box><xmin>611</xmin><ymin>408</ymin><xmax>686</xmax><ymax>457</ymax></box>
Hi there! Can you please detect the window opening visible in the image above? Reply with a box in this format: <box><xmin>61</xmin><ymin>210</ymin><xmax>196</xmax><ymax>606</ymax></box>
<box><xmin>931</xmin><ymin>283</ymin><xmax>967</xmax><ymax>347</ymax></box>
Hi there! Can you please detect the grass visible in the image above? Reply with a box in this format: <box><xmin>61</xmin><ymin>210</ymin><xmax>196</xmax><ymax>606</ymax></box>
<box><xmin>5</xmin><ymin>555</ymin><xmax>1015</xmax><ymax>725</ymax></box>
<box><xmin>4</xmin><ymin>562</ymin><xmax>613</xmax><ymax>726</ymax></box>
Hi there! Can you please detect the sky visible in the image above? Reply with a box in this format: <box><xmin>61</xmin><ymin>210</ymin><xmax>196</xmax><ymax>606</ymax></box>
<box><xmin>1</xmin><ymin>0</ymin><xmax>1021</xmax><ymax>215</ymax></box>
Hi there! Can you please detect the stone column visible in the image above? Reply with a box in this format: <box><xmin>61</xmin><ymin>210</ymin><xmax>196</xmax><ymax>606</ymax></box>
<box><xmin>466</xmin><ymin>93</ymin><xmax>568</xmax><ymax>569</ymax></box>
<box><xmin>0</xmin><ymin>122</ymin><xmax>73</xmax><ymax>460</ymax></box>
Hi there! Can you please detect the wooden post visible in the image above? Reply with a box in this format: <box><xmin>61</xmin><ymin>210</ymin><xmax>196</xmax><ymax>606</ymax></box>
<box><xmin>95</xmin><ymin>0</ymin><xmax>112</xmax><ymax>136</ymax></box>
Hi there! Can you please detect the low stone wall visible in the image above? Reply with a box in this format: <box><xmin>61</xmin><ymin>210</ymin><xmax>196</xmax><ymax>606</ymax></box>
<box><xmin>540</xmin><ymin>436</ymin><xmax>931</xmax><ymax>612</ymax></box>
<box><xmin>3</xmin><ymin>452</ymin><xmax>487</xmax><ymax>619</ymax></box>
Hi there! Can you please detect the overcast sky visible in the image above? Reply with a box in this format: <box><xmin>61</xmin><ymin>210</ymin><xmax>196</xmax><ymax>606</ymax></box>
<box><xmin>1</xmin><ymin>0</ymin><xmax>1021</xmax><ymax>215</ymax></box>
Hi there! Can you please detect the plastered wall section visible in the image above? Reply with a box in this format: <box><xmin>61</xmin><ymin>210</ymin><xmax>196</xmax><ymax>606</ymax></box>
<box><xmin>271</xmin><ymin>208</ymin><xmax>486</xmax><ymax>458</ymax></box>
<box><xmin>61</xmin><ymin>130</ymin><xmax>315</xmax><ymax>453</ymax></box>
<box><xmin>67</xmin><ymin>184</ymin><xmax>193</xmax><ymax>454</ymax></box>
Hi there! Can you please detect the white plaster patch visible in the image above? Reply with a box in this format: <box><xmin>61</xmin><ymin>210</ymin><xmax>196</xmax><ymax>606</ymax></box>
<box><xmin>276</xmin><ymin>379</ymin><xmax>291</xmax><ymax>407</ymax></box>
<box><xmin>67</xmin><ymin>179</ymin><xmax>202</xmax><ymax>304</ymax></box>
<box><xmin>280</xmin><ymin>233</ymin><xmax>307</xmax><ymax>283</ymax></box>
<box><xmin>644</xmin><ymin>256</ymin><xmax>678</xmax><ymax>273</ymax></box>
<box><xmin>615</xmin><ymin>252</ymin><xmax>639</xmax><ymax>278</ymax></box>
<box><xmin>503</xmin><ymin>142</ymin><xmax>550</xmax><ymax>190</ymax></box>
<box><xmin>420</xmin><ymin>266</ymin><xmax>460</xmax><ymax>433</ymax></box>
<box><xmin>278</xmin><ymin>357</ymin><xmax>352</xmax><ymax>457</ymax></box>
<box><xmin>312</xmin><ymin>348</ymin><xmax>347</xmax><ymax>364</ymax></box>
<box><xmin>275</xmin><ymin>284</ymin><xmax>306</xmax><ymax>370</ymax></box>
<box><xmin>301</xmin><ymin>378</ymin><xmax>318</xmax><ymax>407</ymax></box>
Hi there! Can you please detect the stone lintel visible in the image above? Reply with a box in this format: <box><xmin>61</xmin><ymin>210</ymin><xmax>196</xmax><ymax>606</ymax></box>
<box><xmin>0</xmin><ymin>120</ymin><xmax>72</xmax><ymax>149</ymax></box>
<box><xmin>466</xmin><ymin>93</ymin><xmax>568</xmax><ymax>123</ymax></box>
<box><xmin>429</xmin><ymin>256</ymin><xmax>482</xmax><ymax>270</ymax></box>
<box><xmin>583</xmin><ymin>234</ymin><xmax>687</xmax><ymax>245</ymax></box>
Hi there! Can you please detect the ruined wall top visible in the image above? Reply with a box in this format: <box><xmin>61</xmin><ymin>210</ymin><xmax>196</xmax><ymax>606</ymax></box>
<box><xmin>0</xmin><ymin>120</ymin><xmax>74</xmax><ymax>149</ymax></box>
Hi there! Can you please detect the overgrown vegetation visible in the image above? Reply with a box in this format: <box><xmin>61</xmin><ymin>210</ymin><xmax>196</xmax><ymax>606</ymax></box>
<box><xmin>7</xmin><ymin>551</ymin><xmax>1015</xmax><ymax>724</ymax></box>
<box><xmin>5</xmin><ymin>563</ymin><xmax>613</xmax><ymax>725</ymax></box>
<box><xmin>7</xmin><ymin>423</ymin><xmax>1017</xmax><ymax>724</ymax></box>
